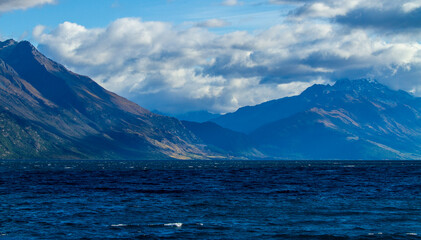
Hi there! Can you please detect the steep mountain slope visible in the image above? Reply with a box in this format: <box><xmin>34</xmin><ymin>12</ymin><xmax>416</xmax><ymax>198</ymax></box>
<box><xmin>250</xmin><ymin>79</ymin><xmax>421</xmax><ymax>159</ymax></box>
<box><xmin>0</xmin><ymin>39</ymin><xmax>212</xmax><ymax>160</ymax></box>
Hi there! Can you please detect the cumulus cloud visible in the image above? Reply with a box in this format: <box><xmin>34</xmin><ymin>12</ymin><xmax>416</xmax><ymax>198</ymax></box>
<box><xmin>290</xmin><ymin>1</ymin><xmax>356</xmax><ymax>19</ymax></box>
<box><xmin>403</xmin><ymin>0</ymin><xmax>421</xmax><ymax>12</ymax></box>
<box><xmin>283</xmin><ymin>0</ymin><xmax>421</xmax><ymax>34</ymax></box>
<box><xmin>335</xmin><ymin>7</ymin><xmax>421</xmax><ymax>32</ymax></box>
<box><xmin>269</xmin><ymin>0</ymin><xmax>421</xmax><ymax>40</ymax></box>
<box><xmin>195</xmin><ymin>19</ymin><xmax>229</xmax><ymax>28</ymax></box>
<box><xmin>0</xmin><ymin>0</ymin><xmax>55</xmax><ymax>12</ymax></box>
<box><xmin>33</xmin><ymin>2</ymin><xmax>421</xmax><ymax>114</ymax></box>
<box><xmin>284</xmin><ymin>0</ymin><xmax>381</xmax><ymax>19</ymax></box>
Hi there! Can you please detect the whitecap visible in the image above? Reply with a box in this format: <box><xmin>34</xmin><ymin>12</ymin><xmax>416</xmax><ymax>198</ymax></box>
<box><xmin>164</xmin><ymin>223</ymin><xmax>183</xmax><ymax>228</ymax></box>
<box><xmin>407</xmin><ymin>233</ymin><xmax>418</xmax><ymax>236</ymax></box>
<box><xmin>111</xmin><ymin>224</ymin><xmax>127</xmax><ymax>227</ymax></box>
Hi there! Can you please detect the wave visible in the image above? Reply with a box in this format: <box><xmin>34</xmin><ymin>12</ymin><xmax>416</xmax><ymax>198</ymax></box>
<box><xmin>164</xmin><ymin>223</ymin><xmax>183</xmax><ymax>228</ymax></box>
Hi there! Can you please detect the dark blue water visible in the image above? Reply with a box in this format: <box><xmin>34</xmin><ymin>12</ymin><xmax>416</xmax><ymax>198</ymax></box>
<box><xmin>0</xmin><ymin>160</ymin><xmax>420</xmax><ymax>239</ymax></box>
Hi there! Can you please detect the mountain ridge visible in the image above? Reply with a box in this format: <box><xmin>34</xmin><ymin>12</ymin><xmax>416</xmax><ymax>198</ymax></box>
<box><xmin>185</xmin><ymin>77</ymin><xmax>421</xmax><ymax>159</ymax></box>
<box><xmin>211</xmin><ymin>78</ymin><xmax>419</xmax><ymax>133</ymax></box>
<box><xmin>0</xmin><ymin>39</ymin><xmax>218</xmax><ymax>160</ymax></box>
<box><xmin>247</xmin><ymin>78</ymin><xmax>421</xmax><ymax>159</ymax></box>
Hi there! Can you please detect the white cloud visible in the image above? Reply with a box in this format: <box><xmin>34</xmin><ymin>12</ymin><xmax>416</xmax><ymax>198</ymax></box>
<box><xmin>222</xmin><ymin>0</ymin><xmax>242</xmax><ymax>6</ymax></box>
<box><xmin>402</xmin><ymin>0</ymin><xmax>421</xmax><ymax>12</ymax></box>
<box><xmin>286</xmin><ymin>0</ymin><xmax>366</xmax><ymax>19</ymax></box>
<box><xmin>33</xmin><ymin>9</ymin><xmax>421</xmax><ymax>114</ymax></box>
<box><xmin>0</xmin><ymin>0</ymin><xmax>55</xmax><ymax>12</ymax></box>
<box><xmin>280</xmin><ymin>0</ymin><xmax>421</xmax><ymax>21</ymax></box>
<box><xmin>196</xmin><ymin>19</ymin><xmax>230</xmax><ymax>28</ymax></box>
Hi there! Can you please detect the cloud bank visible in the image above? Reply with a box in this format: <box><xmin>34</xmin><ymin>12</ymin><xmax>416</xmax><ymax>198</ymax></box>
<box><xmin>33</xmin><ymin>1</ymin><xmax>421</xmax><ymax>114</ymax></box>
<box><xmin>0</xmin><ymin>0</ymin><xmax>55</xmax><ymax>12</ymax></box>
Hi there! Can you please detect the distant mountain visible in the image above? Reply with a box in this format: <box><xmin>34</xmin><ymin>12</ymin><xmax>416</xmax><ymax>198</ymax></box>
<box><xmin>182</xmin><ymin>121</ymin><xmax>261</xmax><ymax>158</ymax></box>
<box><xmin>0</xmin><ymin>39</ymin><xmax>216</xmax><ymax>160</ymax></box>
<box><xmin>187</xmin><ymin>78</ymin><xmax>421</xmax><ymax>159</ymax></box>
<box><xmin>211</xmin><ymin>85</ymin><xmax>325</xmax><ymax>133</ymax></box>
<box><xmin>154</xmin><ymin>110</ymin><xmax>221</xmax><ymax>123</ymax></box>
<box><xmin>247</xmin><ymin>79</ymin><xmax>421</xmax><ymax>159</ymax></box>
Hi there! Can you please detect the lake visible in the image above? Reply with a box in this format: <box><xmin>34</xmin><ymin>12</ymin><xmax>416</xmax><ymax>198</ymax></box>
<box><xmin>0</xmin><ymin>160</ymin><xmax>420</xmax><ymax>239</ymax></box>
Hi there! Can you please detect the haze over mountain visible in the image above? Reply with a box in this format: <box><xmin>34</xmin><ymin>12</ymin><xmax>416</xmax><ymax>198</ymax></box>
<box><xmin>0</xmin><ymin>39</ymin><xmax>217</xmax><ymax>160</ymax></box>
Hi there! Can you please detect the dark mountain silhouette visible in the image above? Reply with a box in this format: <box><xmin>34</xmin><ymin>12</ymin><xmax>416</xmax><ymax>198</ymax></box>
<box><xmin>173</xmin><ymin>111</ymin><xmax>221</xmax><ymax>123</ymax></box>
<box><xmin>0</xmin><ymin>39</ymin><xmax>215</xmax><ymax>160</ymax></box>
<box><xmin>182</xmin><ymin>121</ymin><xmax>261</xmax><ymax>158</ymax></box>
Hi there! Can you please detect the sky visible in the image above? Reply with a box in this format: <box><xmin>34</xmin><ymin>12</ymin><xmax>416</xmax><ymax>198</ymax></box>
<box><xmin>1</xmin><ymin>0</ymin><xmax>421</xmax><ymax>114</ymax></box>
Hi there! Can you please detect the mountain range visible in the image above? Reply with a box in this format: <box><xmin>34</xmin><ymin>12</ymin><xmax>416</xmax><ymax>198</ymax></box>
<box><xmin>208</xmin><ymin>79</ymin><xmax>421</xmax><ymax>159</ymax></box>
<box><xmin>1</xmin><ymin>39</ymin><xmax>421</xmax><ymax>160</ymax></box>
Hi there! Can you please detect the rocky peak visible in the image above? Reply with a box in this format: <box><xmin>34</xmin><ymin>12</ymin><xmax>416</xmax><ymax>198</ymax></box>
<box><xmin>0</xmin><ymin>39</ymin><xmax>17</xmax><ymax>48</ymax></box>
<box><xmin>332</xmin><ymin>78</ymin><xmax>385</xmax><ymax>92</ymax></box>
<box><xmin>300</xmin><ymin>83</ymin><xmax>329</xmax><ymax>97</ymax></box>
